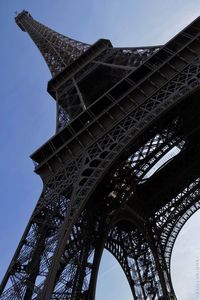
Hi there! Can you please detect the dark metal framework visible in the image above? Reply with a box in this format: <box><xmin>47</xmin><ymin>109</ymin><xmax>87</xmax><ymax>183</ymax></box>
<box><xmin>1</xmin><ymin>10</ymin><xmax>200</xmax><ymax>299</ymax></box>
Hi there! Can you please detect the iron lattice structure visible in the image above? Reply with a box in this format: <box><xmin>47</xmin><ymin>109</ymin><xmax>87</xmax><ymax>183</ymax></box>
<box><xmin>1</xmin><ymin>10</ymin><xmax>200</xmax><ymax>299</ymax></box>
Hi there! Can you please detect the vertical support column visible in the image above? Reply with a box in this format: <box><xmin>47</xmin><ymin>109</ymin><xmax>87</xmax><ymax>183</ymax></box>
<box><xmin>87</xmin><ymin>228</ymin><xmax>107</xmax><ymax>300</ymax></box>
<box><xmin>23</xmin><ymin>224</ymin><xmax>48</xmax><ymax>299</ymax></box>
<box><xmin>145</xmin><ymin>223</ymin><xmax>177</xmax><ymax>300</ymax></box>
<box><xmin>70</xmin><ymin>245</ymin><xmax>91</xmax><ymax>299</ymax></box>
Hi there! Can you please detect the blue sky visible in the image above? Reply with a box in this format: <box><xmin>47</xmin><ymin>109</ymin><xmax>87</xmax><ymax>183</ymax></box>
<box><xmin>1</xmin><ymin>1</ymin><xmax>200</xmax><ymax>299</ymax></box>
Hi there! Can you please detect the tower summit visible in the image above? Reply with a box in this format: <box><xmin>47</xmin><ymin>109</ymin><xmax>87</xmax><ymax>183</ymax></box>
<box><xmin>15</xmin><ymin>10</ymin><xmax>90</xmax><ymax>77</ymax></box>
<box><xmin>1</xmin><ymin>11</ymin><xmax>200</xmax><ymax>300</ymax></box>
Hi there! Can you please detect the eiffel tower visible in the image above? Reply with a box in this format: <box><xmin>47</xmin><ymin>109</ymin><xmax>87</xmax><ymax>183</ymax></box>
<box><xmin>1</xmin><ymin>10</ymin><xmax>200</xmax><ymax>299</ymax></box>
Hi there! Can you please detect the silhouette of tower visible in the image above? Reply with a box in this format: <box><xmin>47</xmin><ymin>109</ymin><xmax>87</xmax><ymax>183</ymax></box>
<box><xmin>1</xmin><ymin>10</ymin><xmax>200</xmax><ymax>299</ymax></box>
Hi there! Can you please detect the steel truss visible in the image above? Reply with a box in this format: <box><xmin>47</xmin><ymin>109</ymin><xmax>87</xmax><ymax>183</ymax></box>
<box><xmin>1</xmin><ymin>11</ymin><xmax>200</xmax><ymax>300</ymax></box>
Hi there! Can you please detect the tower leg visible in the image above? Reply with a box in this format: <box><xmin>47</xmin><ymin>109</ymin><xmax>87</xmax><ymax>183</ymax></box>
<box><xmin>145</xmin><ymin>224</ymin><xmax>177</xmax><ymax>300</ymax></box>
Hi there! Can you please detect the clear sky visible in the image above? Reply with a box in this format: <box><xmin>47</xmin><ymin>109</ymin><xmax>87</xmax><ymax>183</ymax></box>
<box><xmin>1</xmin><ymin>1</ymin><xmax>200</xmax><ymax>299</ymax></box>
